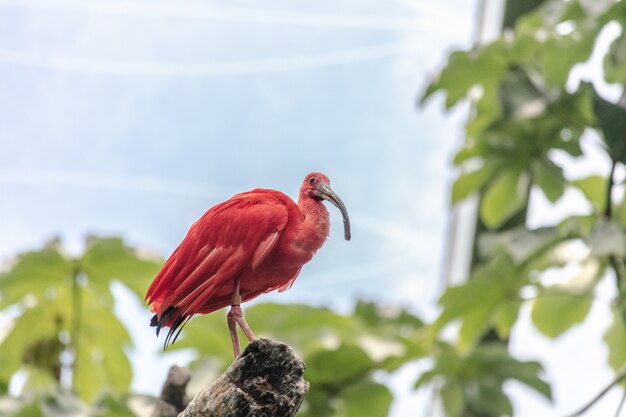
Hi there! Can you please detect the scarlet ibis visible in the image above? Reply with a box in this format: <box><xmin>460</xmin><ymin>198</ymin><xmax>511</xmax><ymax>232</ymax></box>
<box><xmin>145</xmin><ymin>173</ymin><xmax>351</xmax><ymax>356</ymax></box>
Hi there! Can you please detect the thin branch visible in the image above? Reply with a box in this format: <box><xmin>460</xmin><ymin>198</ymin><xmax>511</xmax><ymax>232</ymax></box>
<box><xmin>70</xmin><ymin>267</ymin><xmax>83</xmax><ymax>391</ymax></box>
<box><xmin>610</xmin><ymin>256</ymin><xmax>626</xmax><ymax>329</ymax></box>
<box><xmin>564</xmin><ymin>364</ymin><xmax>626</xmax><ymax>417</ymax></box>
<box><xmin>614</xmin><ymin>389</ymin><xmax>626</xmax><ymax>417</ymax></box>
<box><xmin>604</xmin><ymin>159</ymin><xmax>626</xmax><ymax>326</ymax></box>
<box><xmin>605</xmin><ymin>160</ymin><xmax>617</xmax><ymax>219</ymax></box>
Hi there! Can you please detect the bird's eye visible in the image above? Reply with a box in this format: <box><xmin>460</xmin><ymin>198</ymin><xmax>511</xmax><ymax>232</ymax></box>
<box><xmin>309</xmin><ymin>177</ymin><xmax>316</xmax><ymax>185</ymax></box>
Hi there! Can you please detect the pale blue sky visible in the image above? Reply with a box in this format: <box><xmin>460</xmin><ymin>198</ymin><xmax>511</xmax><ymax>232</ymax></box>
<box><xmin>0</xmin><ymin>1</ymin><xmax>476</xmax><ymax>415</ymax></box>
<box><xmin>5</xmin><ymin>2</ymin><xmax>623</xmax><ymax>417</ymax></box>
<box><xmin>0</xmin><ymin>0</ymin><xmax>475</xmax><ymax>306</ymax></box>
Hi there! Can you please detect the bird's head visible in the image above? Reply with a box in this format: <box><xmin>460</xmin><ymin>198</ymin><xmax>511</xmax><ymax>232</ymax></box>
<box><xmin>301</xmin><ymin>172</ymin><xmax>351</xmax><ymax>241</ymax></box>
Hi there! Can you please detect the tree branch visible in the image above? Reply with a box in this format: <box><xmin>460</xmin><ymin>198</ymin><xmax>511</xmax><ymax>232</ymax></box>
<box><xmin>153</xmin><ymin>339</ymin><xmax>308</xmax><ymax>417</ymax></box>
<box><xmin>605</xmin><ymin>160</ymin><xmax>617</xmax><ymax>219</ymax></box>
<box><xmin>564</xmin><ymin>359</ymin><xmax>626</xmax><ymax>416</ymax></box>
<box><xmin>151</xmin><ymin>365</ymin><xmax>191</xmax><ymax>417</ymax></box>
<box><xmin>604</xmin><ymin>159</ymin><xmax>626</xmax><ymax>327</ymax></box>
<box><xmin>614</xmin><ymin>389</ymin><xmax>626</xmax><ymax>417</ymax></box>
<box><xmin>181</xmin><ymin>339</ymin><xmax>308</xmax><ymax>417</ymax></box>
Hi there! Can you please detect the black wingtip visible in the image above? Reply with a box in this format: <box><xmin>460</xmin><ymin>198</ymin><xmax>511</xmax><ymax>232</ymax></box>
<box><xmin>164</xmin><ymin>314</ymin><xmax>190</xmax><ymax>349</ymax></box>
<box><xmin>150</xmin><ymin>306</ymin><xmax>176</xmax><ymax>338</ymax></box>
<box><xmin>150</xmin><ymin>306</ymin><xmax>191</xmax><ymax>350</ymax></box>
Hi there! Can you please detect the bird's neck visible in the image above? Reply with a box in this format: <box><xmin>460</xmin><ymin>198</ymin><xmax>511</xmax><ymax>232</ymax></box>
<box><xmin>297</xmin><ymin>196</ymin><xmax>330</xmax><ymax>250</ymax></box>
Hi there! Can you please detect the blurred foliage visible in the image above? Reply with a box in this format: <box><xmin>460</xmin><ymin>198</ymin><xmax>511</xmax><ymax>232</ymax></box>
<box><xmin>416</xmin><ymin>342</ymin><xmax>550</xmax><ymax>416</ymax></box>
<box><xmin>2</xmin><ymin>1</ymin><xmax>626</xmax><ymax>416</ymax></box>
<box><xmin>172</xmin><ymin>301</ymin><xmax>425</xmax><ymax>417</ymax></box>
<box><xmin>421</xmin><ymin>0</ymin><xmax>626</xmax><ymax>415</ymax></box>
<box><xmin>0</xmin><ymin>237</ymin><xmax>428</xmax><ymax>417</ymax></box>
<box><xmin>0</xmin><ymin>237</ymin><xmax>161</xmax><ymax>416</ymax></box>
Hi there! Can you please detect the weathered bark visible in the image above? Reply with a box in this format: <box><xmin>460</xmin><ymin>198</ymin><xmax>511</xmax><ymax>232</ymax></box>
<box><xmin>151</xmin><ymin>365</ymin><xmax>192</xmax><ymax>417</ymax></box>
<box><xmin>179</xmin><ymin>338</ymin><xmax>309</xmax><ymax>417</ymax></box>
<box><xmin>152</xmin><ymin>339</ymin><xmax>309</xmax><ymax>417</ymax></box>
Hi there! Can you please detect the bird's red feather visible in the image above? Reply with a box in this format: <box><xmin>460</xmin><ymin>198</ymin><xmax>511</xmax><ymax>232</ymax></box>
<box><xmin>145</xmin><ymin>189</ymin><xmax>301</xmax><ymax>327</ymax></box>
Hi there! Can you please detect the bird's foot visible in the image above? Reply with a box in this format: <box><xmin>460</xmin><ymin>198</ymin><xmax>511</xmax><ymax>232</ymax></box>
<box><xmin>227</xmin><ymin>305</ymin><xmax>256</xmax><ymax>357</ymax></box>
<box><xmin>227</xmin><ymin>307</ymin><xmax>241</xmax><ymax>357</ymax></box>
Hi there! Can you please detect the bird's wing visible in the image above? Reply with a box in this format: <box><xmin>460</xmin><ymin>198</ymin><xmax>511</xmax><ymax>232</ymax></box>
<box><xmin>145</xmin><ymin>189</ymin><xmax>295</xmax><ymax>317</ymax></box>
<box><xmin>277</xmin><ymin>267</ymin><xmax>302</xmax><ymax>292</ymax></box>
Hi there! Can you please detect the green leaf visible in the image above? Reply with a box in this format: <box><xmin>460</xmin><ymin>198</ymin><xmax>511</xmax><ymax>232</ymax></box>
<box><xmin>0</xmin><ymin>237</ymin><xmax>161</xmax><ymax>407</ymax></box>
<box><xmin>0</xmin><ymin>246</ymin><xmax>72</xmax><ymax>309</ymax></box>
<box><xmin>469</xmin><ymin>344</ymin><xmax>552</xmax><ymax>400</ymax></box>
<box><xmin>538</xmin><ymin>25</ymin><xmax>598</xmax><ymax>86</ymax></box>
<box><xmin>604</xmin><ymin>307</ymin><xmax>626</xmax><ymax>372</ymax></box>
<box><xmin>248</xmin><ymin>304</ymin><xmax>356</xmax><ymax>358</ymax></box>
<box><xmin>170</xmin><ymin>312</ymin><xmax>233</xmax><ymax>364</ymax></box>
<box><xmin>499</xmin><ymin>67</ymin><xmax>546</xmax><ymax>120</ymax></box>
<box><xmin>436</xmin><ymin>279</ymin><xmax>500</xmax><ymax>328</ymax></box>
<box><xmin>487</xmin><ymin>354</ymin><xmax>551</xmax><ymax>399</ymax></box>
<box><xmin>298</xmin><ymin>385</ymin><xmax>337</xmax><ymax>417</ymax></box>
<box><xmin>605</xmin><ymin>28</ymin><xmax>626</xmax><ymax>84</ymax></box>
<box><xmin>72</xmin><ymin>288</ymin><xmax>132</xmax><ymax>402</ymax></box>
<box><xmin>440</xmin><ymin>381</ymin><xmax>464</xmax><ymax>417</ymax></box>
<box><xmin>305</xmin><ymin>344</ymin><xmax>373</xmax><ymax>386</ymax></box>
<box><xmin>592</xmin><ymin>90</ymin><xmax>626</xmax><ymax>163</ymax></box>
<box><xmin>11</xmin><ymin>401</ymin><xmax>44</xmax><ymax>417</ymax></box>
<box><xmin>480</xmin><ymin>169</ymin><xmax>529</xmax><ymax>229</ymax></box>
<box><xmin>0</xmin><ymin>301</ymin><xmax>67</xmax><ymax>383</ymax></box>
<box><xmin>572</xmin><ymin>175</ymin><xmax>607</xmax><ymax>212</ymax></box>
<box><xmin>81</xmin><ymin>237</ymin><xmax>162</xmax><ymax>299</ymax></box>
<box><xmin>420</xmin><ymin>41</ymin><xmax>508</xmax><ymax>109</ymax></box>
<box><xmin>340</xmin><ymin>380</ymin><xmax>392</xmax><ymax>417</ymax></box>
<box><xmin>452</xmin><ymin>144</ymin><xmax>485</xmax><ymax>165</ymax></box>
<box><xmin>181</xmin><ymin>302</ymin><xmax>413</xmax><ymax>375</ymax></box>
<box><xmin>548</xmin><ymin>89</ymin><xmax>594</xmax><ymax>145</ymax></box>
<box><xmin>96</xmin><ymin>395</ymin><xmax>138</xmax><ymax>417</ymax></box>
<box><xmin>458</xmin><ymin>308</ymin><xmax>492</xmax><ymax>352</ymax></box>
<box><xmin>437</xmin><ymin>255</ymin><xmax>517</xmax><ymax>324</ymax></box>
<box><xmin>531</xmin><ymin>291</ymin><xmax>593</xmax><ymax>338</ymax></box>
<box><xmin>452</xmin><ymin>166</ymin><xmax>496</xmax><ymax>204</ymax></box>
<box><xmin>420</xmin><ymin>342</ymin><xmax>551</xmax><ymax>417</ymax></box>
<box><xmin>352</xmin><ymin>301</ymin><xmax>425</xmax><ymax>365</ymax></box>
<box><xmin>532</xmin><ymin>158</ymin><xmax>565</xmax><ymax>203</ymax></box>
<box><xmin>467</xmin><ymin>379</ymin><xmax>513</xmax><ymax>417</ymax></box>
<box><xmin>415</xmin><ymin>342</ymin><xmax>461</xmax><ymax>388</ymax></box>
<box><xmin>353</xmin><ymin>300</ymin><xmax>423</xmax><ymax>330</ymax></box>
<box><xmin>22</xmin><ymin>367</ymin><xmax>59</xmax><ymax>396</ymax></box>
<box><xmin>468</xmin><ymin>80</ymin><xmax>502</xmax><ymax>136</ymax></box>
<box><xmin>435</xmin><ymin>254</ymin><xmax>524</xmax><ymax>350</ymax></box>
<box><xmin>494</xmin><ymin>300</ymin><xmax>522</xmax><ymax>339</ymax></box>
<box><xmin>616</xmin><ymin>198</ymin><xmax>626</xmax><ymax>226</ymax></box>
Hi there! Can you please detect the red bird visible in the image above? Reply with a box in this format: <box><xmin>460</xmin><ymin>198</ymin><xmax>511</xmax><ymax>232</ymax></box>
<box><xmin>145</xmin><ymin>173</ymin><xmax>351</xmax><ymax>356</ymax></box>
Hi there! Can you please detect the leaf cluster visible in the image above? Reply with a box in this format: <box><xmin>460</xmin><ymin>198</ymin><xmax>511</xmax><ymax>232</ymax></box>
<box><xmin>420</xmin><ymin>0</ymin><xmax>626</xmax><ymax>415</ymax></box>
<box><xmin>0</xmin><ymin>237</ymin><xmax>162</xmax><ymax>416</ymax></box>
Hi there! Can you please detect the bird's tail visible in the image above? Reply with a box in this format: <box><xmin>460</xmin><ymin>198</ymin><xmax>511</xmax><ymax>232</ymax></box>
<box><xmin>150</xmin><ymin>306</ymin><xmax>191</xmax><ymax>349</ymax></box>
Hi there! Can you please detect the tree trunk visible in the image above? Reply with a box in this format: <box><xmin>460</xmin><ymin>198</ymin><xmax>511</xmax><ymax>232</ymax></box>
<box><xmin>151</xmin><ymin>365</ymin><xmax>191</xmax><ymax>417</ymax></box>
<box><xmin>153</xmin><ymin>339</ymin><xmax>309</xmax><ymax>417</ymax></box>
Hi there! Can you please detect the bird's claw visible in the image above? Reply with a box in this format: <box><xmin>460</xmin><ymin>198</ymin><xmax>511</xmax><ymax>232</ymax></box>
<box><xmin>227</xmin><ymin>305</ymin><xmax>256</xmax><ymax>357</ymax></box>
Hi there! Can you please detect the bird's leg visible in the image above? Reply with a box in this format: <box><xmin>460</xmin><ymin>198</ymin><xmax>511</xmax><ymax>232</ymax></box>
<box><xmin>227</xmin><ymin>278</ymin><xmax>255</xmax><ymax>357</ymax></box>
<box><xmin>227</xmin><ymin>309</ymin><xmax>240</xmax><ymax>357</ymax></box>
<box><xmin>227</xmin><ymin>279</ymin><xmax>242</xmax><ymax>357</ymax></box>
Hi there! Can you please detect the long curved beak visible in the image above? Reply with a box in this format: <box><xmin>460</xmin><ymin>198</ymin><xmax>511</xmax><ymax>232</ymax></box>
<box><xmin>318</xmin><ymin>183</ymin><xmax>351</xmax><ymax>241</ymax></box>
